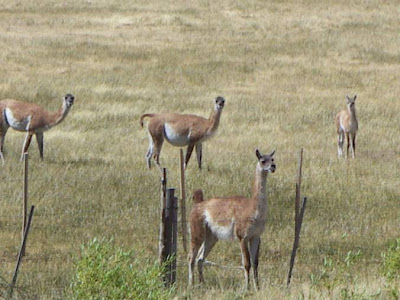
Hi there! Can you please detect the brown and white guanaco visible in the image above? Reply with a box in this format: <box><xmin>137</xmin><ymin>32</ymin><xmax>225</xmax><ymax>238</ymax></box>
<box><xmin>0</xmin><ymin>94</ymin><xmax>75</xmax><ymax>163</ymax></box>
<box><xmin>335</xmin><ymin>95</ymin><xmax>358</xmax><ymax>158</ymax></box>
<box><xmin>139</xmin><ymin>96</ymin><xmax>225</xmax><ymax>170</ymax></box>
<box><xmin>188</xmin><ymin>149</ymin><xmax>276</xmax><ymax>290</ymax></box>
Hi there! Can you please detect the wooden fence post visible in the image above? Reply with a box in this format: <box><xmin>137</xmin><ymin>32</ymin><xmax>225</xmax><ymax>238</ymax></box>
<box><xmin>160</xmin><ymin>188</ymin><xmax>178</xmax><ymax>286</ymax></box>
<box><xmin>8</xmin><ymin>205</ymin><xmax>35</xmax><ymax>299</ymax></box>
<box><xmin>179</xmin><ymin>149</ymin><xmax>188</xmax><ymax>253</ymax></box>
<box><xmin>287</xmin><ymin>197</ymin><xmax>307</xmax><ymax>287</ymax></box>
<box><xmin>295</xmin><ymin>148</ymin><xmax>303</xmax><ymax>233</ymax></box>
<box><xmin>22</xmin><ymin>152</ymin><xmax>29</xmax><ymax>257</ymax></box>
<box><xmin>168</xmin><ymin>188</ymin><xmax>178</xmax><ymax>284</ymax></box>
<box><xmin>287</xmin><ymin>149</ymin><xmax>307</xmax><ymax>287</ymax></box>
<box><xmin>159</xmin><ymin>168</ymin><xmax>167</xmax><ymax>266</ymax></box>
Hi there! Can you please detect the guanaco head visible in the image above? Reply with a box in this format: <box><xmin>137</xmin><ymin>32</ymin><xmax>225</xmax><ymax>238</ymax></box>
<box><xmin>63</xmin><ymin>94</ymin><xmax>75</xmax><ymax>108</ymax></box>
<box><xmin>256</xmin><ymin>149</ymin><xmax>276</xmax><ymax>173</ymax></box>
<box><xmin>346</xmin><ymin>94</ymin><xmax>356</xmax><ymax>110</ymax></box>
<box><xmin>214</xmin><ymin>96</ymin><xmax>225</xmax><ymax>111</ymax></box>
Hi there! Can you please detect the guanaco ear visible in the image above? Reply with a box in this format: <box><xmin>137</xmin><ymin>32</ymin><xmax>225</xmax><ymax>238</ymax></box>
<box><xmin>255</xmin><ymin>149</ymin><xmax>262</xmax><ymax>159</ymax></box>
<box><xmin>353</xmin><ymin>94</ymin><xmax>357</xmax><ymax>101</ymax></box>
<box><xmin>269</xmin><ymin>149</ymin><xmax>276</xmax><ymax>157</ymax></box>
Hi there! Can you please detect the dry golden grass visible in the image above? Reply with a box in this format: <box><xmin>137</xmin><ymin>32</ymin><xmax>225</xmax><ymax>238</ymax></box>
<box><xmin>0</xmin><ymin>0</ymin><xmax>399</xmax><ymax>298</ymax></box>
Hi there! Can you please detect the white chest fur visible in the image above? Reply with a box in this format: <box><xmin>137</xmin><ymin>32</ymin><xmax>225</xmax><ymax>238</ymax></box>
<box><xmin>204</xmin><ymin>210</ymin><xmax>235</xmax><ymax>240</ymax></box>
<box><xmin>5</xmin><ymin>109</ymin><xmax>31</xmax><ymax>131</ymax></box>
<box><xmin>164</xmin><ymin>123</ymin><xmax>189</xmax><ymax>146</ymax></box>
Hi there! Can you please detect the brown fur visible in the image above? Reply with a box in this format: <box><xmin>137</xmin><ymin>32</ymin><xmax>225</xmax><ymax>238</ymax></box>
<box><xmin>188</xmin><ymin>149</ymin><xmax>276</xmax><ymax>290</ymax></box>
<box><xmin>192</xmin><ymin>189</ymin><xmax>204</xmax><ymax>204</ymax></box>
<box><xmin>0</xmin><ymin>94</ymin><xmax>74</xmax><ymax>162</ymax></box>
<box><xmin>140</xmin><ymin>97</ymin><xmax>225</xmax><ymax>170</ymax></box>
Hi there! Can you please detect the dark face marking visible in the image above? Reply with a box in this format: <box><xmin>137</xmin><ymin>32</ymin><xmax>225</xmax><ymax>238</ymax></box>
<box><xmin>346</xmin><ymin>95</ymin><xmax>356</xmax><ymax>107</ymax></box>
<box><xmin>256</xmin><ymin>149</ymin><xmax>276</xmax><ymax>173</ymax></box>
<box><xmin>64</xmin><ymin>94</ymin><xmax>75</xmax><ymax>107</ymax></box>
<box><xmin>347</xmin><ymin>100</ymin><xmax>355</xmax><ymax>109</ymax></box>
<box><xmin>215</xmin><ymin>96</ymin><xmax>225</xmax><ymax>110</ymax></box>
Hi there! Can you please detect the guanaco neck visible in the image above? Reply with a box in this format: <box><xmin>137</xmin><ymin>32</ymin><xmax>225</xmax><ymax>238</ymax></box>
<box><xmin>347</xmin><ymin>104</ymin><xmax>357</xmax><ymax>120</ymax></box>
<box><xmin>252</xmin><ymin>165</ymin><xmax>268</xmax><ymax>216</ymax></box>
<box><xmin>346</xmin><ymin>104</ymin><xmax>358</xmax><ymax>130</ymax></box>
<box><xmin>207</xmin><ymin>107</ymin><xmax>222</xmax><ymax>133</ymax></box>
<box><xmin>47</xmin><ymin>101</ymin><xmax>72</xmax><ymax>128</ymax></box>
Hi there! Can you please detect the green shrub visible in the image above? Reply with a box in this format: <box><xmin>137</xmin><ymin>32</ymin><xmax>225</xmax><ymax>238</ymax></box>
<box><xmin>382</xmin><ymin>238</ymin><xmax>400</xmax><ymax>280</ymax></box>
<box><xmin>68</xmin><ymin>238</ymin><xmax>173</xmax><ymax>300</ymax></box>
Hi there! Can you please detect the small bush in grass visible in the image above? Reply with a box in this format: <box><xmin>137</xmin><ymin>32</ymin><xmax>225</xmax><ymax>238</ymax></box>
<box><xmin>68</xmin><ymin>238</ymin><xmax>173</xmax><ymax>300</ymax></box>
<box><xmin>382</xmin><ymin>238</ymin><xmax>400</xmax><ymax>280</ymax></box>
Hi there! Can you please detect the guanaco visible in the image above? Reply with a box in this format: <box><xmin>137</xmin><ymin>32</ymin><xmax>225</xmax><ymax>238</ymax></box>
<box><xmin>188</xmin><ymin>149</ymin><xmax>276</xmax><ymax>290</ymax></box>
<box><xmin>0</xmin><ymin>94</ymin><xmax>75</xmax><ymax>162</ymax></box>
<box><xmin>140</xmin><ymin>96</ymin><xmax>225</xmax><ymax>170</ymax></box>
<box><xmin>335</xmin><ymin>95</ymin><xmax>358</xmax><ymax>158</ymax></box>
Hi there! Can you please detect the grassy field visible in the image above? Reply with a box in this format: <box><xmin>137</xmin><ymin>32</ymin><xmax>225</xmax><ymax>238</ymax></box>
<box><xmin>0</xmin><ymin>0</ymin><xmax>399</xmax><ymax>298</ymax></box>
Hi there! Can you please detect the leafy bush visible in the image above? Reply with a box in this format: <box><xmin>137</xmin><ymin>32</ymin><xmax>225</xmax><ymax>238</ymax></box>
<box><xmin>68</xmin><ymin>238</ymin><xmax>173</xmax><ymax>300</ymax></box>
<box><xmin>382</xmin><ymin>238</ymin><xmax>400</xmax><ymax>280</ymax></box>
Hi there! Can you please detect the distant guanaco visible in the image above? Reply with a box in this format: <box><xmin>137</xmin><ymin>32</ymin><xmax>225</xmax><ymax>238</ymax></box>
<box><xmin>0</xmin><ymin>94</ymin><xmax>75</xmax><ymax>162</ymax></box>
<box><xmin>335</xmin><ymin>95</ymin><xmax>358</xmax><ymax>158</ymax></box>
<box><xmin>188</xmin><ymin>149</ymin><xmax>276</xmax><ymax>290</ymax></box>
<box><xmin>139</xmin><ymin>96</ymin><xmax>225</xmax><ymax>170</ymax></box>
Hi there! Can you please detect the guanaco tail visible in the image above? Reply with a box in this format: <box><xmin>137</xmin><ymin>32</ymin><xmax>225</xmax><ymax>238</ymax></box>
<box><xmin>188</xmin><ymin>149</ymin><xmax>276</xmax><ymax>290</ymax></box>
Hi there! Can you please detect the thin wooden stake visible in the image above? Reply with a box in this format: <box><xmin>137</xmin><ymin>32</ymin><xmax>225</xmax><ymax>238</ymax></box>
<box><xmin>287</xmin><ymin>148</ymin><xmax>306</xmax><ymax>287</ymax></box>
<box><xmin>179</xmin><ymin>149</ymin><xmax>188</xmax><ymax>253</ymax></box>
<box><xmin>22</xmin><ymin>152</ymin><xmax>29</xmax><ymax>257</ymax></box>
<box><xmin>295</xmin><ymin>148</ymin><xmax>303</xmax><ymax>231</ymax></box>
<box><xmin>161</xmin><ymin>168</ymin><xmax>167</xmax><ymax>207</ymax></box>
<box><xmin>287</xmin><ymin>197</ymin><xmax>307</xmax><ymax>286</ymax></box>
<box><xmin>8</xmin><ymin>205</ymin><xmax>35</xmax><ymax>299</ymax></box>
<box><xmin>159</xmin><ymin>168</ymin><xmax>167</xmax><ymax>265</ymax></box>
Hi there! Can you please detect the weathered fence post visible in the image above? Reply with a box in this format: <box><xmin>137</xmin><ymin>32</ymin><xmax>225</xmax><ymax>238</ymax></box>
<box><xmin>8</xmin><ymin>205</ymin><xmax>35</xmax><ymax>299</ymax></box>
<box><xmin>160</xmin><ymin>188</ymin><xmax>178</xmax><ymax>286</ymax></box>
<box><xmin>159</xmin><ymin>168</ymin><xmax>167</xmax><ymax>266</ymax></box>
<box><xmin>287</xmin><ymin>149</ymin><xmax>307</xmax><ymax>287</ymax></box>
<box><xmin>287</xmin><ymin>197</ymin><xmax>307</xmax><ymax>287</ymax></box>
<box><xmin>179</xmin><ymin>149</ymin><xmax>188</xmax><ymax>253</ymax></box>
<box><xmin>295</xmin><ymin>148</ymin><xmax>303</xmax><ymax>233</ymax></box>
<box><xmin>167</xmin><ymin>188</ymin><xmax>178</xmax><ymax>284</ymax></box>
<box><xmin>22</xmin><ymin>152</ymin><xmax>29</xmax><ymax>257</ymax></box>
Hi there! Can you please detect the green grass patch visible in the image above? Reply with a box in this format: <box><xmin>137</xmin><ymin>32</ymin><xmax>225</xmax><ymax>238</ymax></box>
<box><xmin>68</xmin><ymin>238</ymin><xmax>173</xmax><ymax>300</ymax></box>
